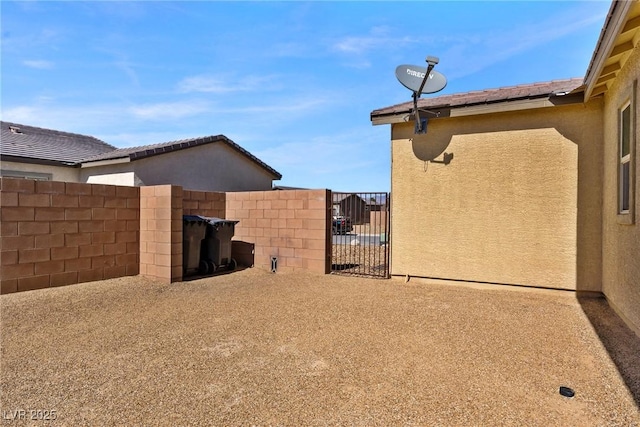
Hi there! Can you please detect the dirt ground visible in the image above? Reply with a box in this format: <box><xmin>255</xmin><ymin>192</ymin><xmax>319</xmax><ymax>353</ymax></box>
<box><xmin>332</xmin><ymin>244</ymin><xmax>389</xmax><ymax>277</ymax></box>
<box><xmin>1</xmin><ymin>268</ymin><xmax>639</xmax><ymax>426</ymax></box>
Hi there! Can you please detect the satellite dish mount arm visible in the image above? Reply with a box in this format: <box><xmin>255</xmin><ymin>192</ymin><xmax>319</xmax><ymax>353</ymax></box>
<box><xmin>413</xmin><ymin>56</ymin><xmax>439</xmax><ymax>134</ymax></box>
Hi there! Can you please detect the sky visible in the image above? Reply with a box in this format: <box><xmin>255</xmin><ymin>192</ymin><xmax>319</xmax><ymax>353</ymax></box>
<box><xmin>1</xmin><ymin>1</ymin><xmax>611</xmax><ymax>192</ymax></box>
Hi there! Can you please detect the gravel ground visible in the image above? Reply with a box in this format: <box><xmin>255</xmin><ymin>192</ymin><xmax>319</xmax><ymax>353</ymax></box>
<box><xmin>332</xmin><ymin>244</ymin><xmax>389</xmax><ymax>278</ymax></box>
<box><xmin>1</xmin><ymin>268</ymin><xmax>639</xmax><ymax>426</ymax></box>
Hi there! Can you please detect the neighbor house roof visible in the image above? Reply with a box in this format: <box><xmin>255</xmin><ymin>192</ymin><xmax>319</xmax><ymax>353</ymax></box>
<box><xmin>584</xmin><ymin>1</ymin><xmax>640</xmax><ymax>99</ymax></box>
<box><xmin>0</xmin><ymin>121</ymin><xmax>116</xmax><ymax>165</ymax></box>
<box><xmin>371</xmin><ymin>78</ymin><xmax>584</xmax><ymax>125</ymax></box>
<box><xmin>81</xmin><ymin>135</ymin><xmax>282</xmax><ymax>179</ymax></box>
<box><xmin>1</xmin><ymin>121</ymin><xmax>281</xmax><ymax>179</ymax></box>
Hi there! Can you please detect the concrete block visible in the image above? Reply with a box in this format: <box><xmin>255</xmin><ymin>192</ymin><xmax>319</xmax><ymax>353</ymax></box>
<box><xmin>2</xmin><ymin>207</ymin><xmax>35</xmax><ymax>221</ymax></box>
<box><xmin>66</xmin><ymin>182</ymin><xmax>93</xmax><ymax>196</ymax></box>
<box><xmin>1</xmin><ymin>279</ymin><xmax>18</xmax><ymax>294</ymax></box>
<box><xmin>65</xmin><ymin>208</ymin><xmax>93</xmax><ymax>220</ymax></box>
<box><xmin>35</xmin><ymin>260</ymin><xmax>65</xmax><ymax>275</ymax></box>
<box><xmin>51</xmin><ymin>246</ymin><xmax>79</xmax><ymax>261</ymax></box>
<box><xmin>18</xmin><ymin>221</ymin><xmax>50</xmax><ymax>236</ymax></box>
<box><xmin>65</xmin><ymin>233</ymin><xmax>92</xmax><ymax>247</ymax></box>
<box><xmin>18</xmin><ymin>275</ymin><xmax>50</xmax><ymax>292</ymax></box>
<box><xmin>18</xmin><ymin>248</ymin><xmax>51</xmax><ymax>263</ymax></box>
<box><xmin>51</xmin><ymin>194</ymin><xmax>79</xmax><ymax>208</ymax></box>
<box><xmin>1</xmin><ymin>192</ymin><xmax>18</xmax><ymax>207</ymax></box>
<box><xmin>50</xmin><ymin>271</ymin><xmax>79</xmax><ymax>287</ymax></box>
<box><xmin>18</xmin><ymin>193</ymin><xmax>50</xmax><ymax>207</ymax></box>
<box><xmin>2</xmin><ymin>263</ymin><xmax>34</xmax><ymax>280</ymax></box>
<box><xmin>1</xmin><ymin>178</ymin><xmax>35</xmax><ymax>193</ymax></box>
<box><xmin>35</xmin><ymin>208</ymin><xmax>65</xmax><ymax>221</ymax></box>
<box><xmin>2</xmin><ymin>235</ymin><xmax>35</xmax><ymax>251</ymax></box>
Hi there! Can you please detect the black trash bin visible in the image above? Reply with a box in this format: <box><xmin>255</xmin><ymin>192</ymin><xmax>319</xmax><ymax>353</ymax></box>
<box><xmin>200</xmin><ymin>217</ymin><xmax>240</xmax><ymax>274</ymax></box>
<box><xmin>182</xmin><ymin>215</ymin><xmax>208</xmax><ymax>276</ymax></box>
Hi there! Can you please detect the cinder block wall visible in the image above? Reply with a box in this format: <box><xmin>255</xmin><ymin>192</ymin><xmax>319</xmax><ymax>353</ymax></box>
<box><xmin>183</xmin><ymin>190</ymin><xmax>225</xmax><ymax>217</ymax></box>
<box><xmin>2</xmin><ymin>180</ymin><xmax>333</xmax><ymax>292</ymax></box>
<box><xmin>0</xmin><ymin>178</ymin><xmax>139</xmax><ymax>294</ymax></box>
<box><xmin>226</xmin><ymin>190</ymin><xmax>331</xmax><ymax>273</ymax></box>
<box><xmin>139</xmin><ymin>186</ymin><xmax>183</xmax><ymax>284</ymax></box>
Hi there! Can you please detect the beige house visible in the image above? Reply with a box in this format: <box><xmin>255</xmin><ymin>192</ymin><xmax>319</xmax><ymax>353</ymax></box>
<box><xmin>371</xmin><ymin>1</ymin><xmax>640</xmax><ymax>336</ymax></box>
<box><xmin>1</xmin><ymin>122</ymin><xmax>281</xmax><ymax>192</ymax></box>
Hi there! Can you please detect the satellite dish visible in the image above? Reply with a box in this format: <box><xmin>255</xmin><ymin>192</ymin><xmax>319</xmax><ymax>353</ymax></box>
<box><xmin>394</xmin><ymin>55</ymin><xmax>447</xmax><ymax>134</ymax></box>
<box><xmin>395</xmin><ymin>64</ymin><xmax>447</xmax><ymax>94</ymax></box>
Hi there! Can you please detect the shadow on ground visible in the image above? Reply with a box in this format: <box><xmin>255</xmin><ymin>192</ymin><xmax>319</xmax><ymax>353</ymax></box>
<box><xmin>182</xmin><ymin>265</ymin><xmax>250</xmax><ymax>281</ymax></box>
<box><xmin>579</xmin><ymin>296</ymin><xmax>640</xmax><ymax>408</ymax></box>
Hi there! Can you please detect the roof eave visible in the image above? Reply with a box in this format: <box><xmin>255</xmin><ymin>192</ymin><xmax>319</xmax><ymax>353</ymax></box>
<box><xmin>584</xmin><ymin>1</ymin><xmax>633</xmax><ymax>101</ymax></box>
<box><xmin>371</xmin><ymin>92</ymin><xmax>584</xmax><ymax>126</ymax></box>
<box><xmin>80</xmin><ymin>157</ymin><xmax>131</xmax><ymax>168</ymax></box>
<box><xmin>0</xmin><ymin>154</ymin><xmax>79</xmax><ymax>167</ymax></box>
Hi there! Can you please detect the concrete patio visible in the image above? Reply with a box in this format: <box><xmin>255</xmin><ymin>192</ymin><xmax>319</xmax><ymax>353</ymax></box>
<box><xmin>1</xmin><ymin>268</ymin><xmax>639</xmax><ymax>425</ymax></box>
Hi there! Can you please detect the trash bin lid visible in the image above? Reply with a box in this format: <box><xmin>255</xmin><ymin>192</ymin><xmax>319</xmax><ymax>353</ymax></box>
<box><xmin>202</xmin><ymin>216</ymin><xmax>240</xmax><ymax>226</ymax></box>
<box><xmin>183</xmin><ymin>215</ymin><xmax>208</xmax><ymax>223</ymax></box>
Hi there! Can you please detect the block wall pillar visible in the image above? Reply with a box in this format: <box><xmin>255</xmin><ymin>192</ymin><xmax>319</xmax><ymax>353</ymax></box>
<box><xmin>140</xmin><ymin>185</ymin><xmax>183</xmax><ymax>283</ymax></box>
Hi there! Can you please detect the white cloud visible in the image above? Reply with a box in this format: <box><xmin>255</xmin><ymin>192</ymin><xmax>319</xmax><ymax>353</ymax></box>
<box><xmin>251</xmin><ymin>128</ymin><xmax>391</xmax><ymax>190</ymax></box>
<box><xmin>1</xmin><ymin>106</ymin><xmax>39</xmax><ymax>123</ymax></box>
<box><xmin>94</xmin><ymin>131</ymin><xmax>193</xmax><ymax>148</ymax></box>
<box><xmin>127</xmin><ymin>100</ymin><xmax>211</xmax><ymax>120</ymax></box>
<box><xmin>333</xmin><ymin>34</ymin><xmax>419</xmax><ymax>55</ymax></box>
<box><xmin>332</xmin><ymin>26</ymin><xmax>422</xmax><ymax>56</ymax></box>
<box><xmin>22</xmin><ymin>60</ymin><xmax>54</xmax><ymax>69</ymax></box>
<box><xmin>177</xmin><ymin>74</ymin><xmax>281</xmax><ymax>94</ymax></box>
<box><xmin>442</xmin><ymin>7</ymin><xmax>607</xmax><ymax>80</ymax></box>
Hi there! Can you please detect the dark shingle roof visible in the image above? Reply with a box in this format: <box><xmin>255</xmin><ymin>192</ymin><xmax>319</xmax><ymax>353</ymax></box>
<box><xmin>82</xmin><ymin>134</ymin><xmax>282</xmax><ymax>179</ymax></box>
<box><xmin>371</xmin><ymin>78</ymin><xmax>585</xmax><ymax>119</ymax></box>
<box><xmin>0</xmin><ymin>121</ymin><xmax>116</xmax><ymax>164</ymax></box>
<box><xmin>0</xmin><ymin>121</ymin><xmax>281</xmax><ymax>179</ymax></box>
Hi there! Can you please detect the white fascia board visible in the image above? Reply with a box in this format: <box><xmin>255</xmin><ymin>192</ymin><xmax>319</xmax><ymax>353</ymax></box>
<box><xmin>371</xmin><ymin>97</ymin><xmax>560</xmax><ymax>125</ymax></box>
<box><xmin>80</xmin><ymin>157</ymin><xmax>131</xmax><ymax>168</ymax></box>
<box><xmin>448</xmin><ymin>98</ymin><xmax>556</xmax><ymax>118</ymax></box>
<box><xmin>584</xmin><ymin>1</ymin><xmax>632</xmax><ymax>101</ymax></box>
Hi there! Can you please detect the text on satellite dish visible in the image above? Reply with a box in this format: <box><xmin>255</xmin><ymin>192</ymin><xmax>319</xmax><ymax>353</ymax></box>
<box><xmin>407</xmin><ymin>68</ymin><xmax>433</xmax><ymax>79</ymax></box>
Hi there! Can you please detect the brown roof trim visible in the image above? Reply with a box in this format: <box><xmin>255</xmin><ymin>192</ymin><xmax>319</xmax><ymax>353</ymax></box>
<box><xmin>371</xmin><ymin>78</ymin><xmax>584</xmax><ymax>124</ymax></box>
<box><xmin>583</xmin><ymin>0</ymin><xmax>632</xmax><ymax>100</ymax></box>
<box><xmin>81</xmin><ymin>135</ymin><xmax>282</xmax><ymax>179</ymax></box>
<box><xmin>0</xmin><ymin>154</ymin><xmax>79</xmax><ymax>168</ymax></box>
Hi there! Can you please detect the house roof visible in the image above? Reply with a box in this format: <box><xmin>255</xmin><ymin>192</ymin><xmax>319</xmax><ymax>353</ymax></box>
<box><xmin>584</xmin><ymin>1</ymin><xmax>640</xmax><ymax>99</ymax></box>
<box><xmin>1</xmin><ymin>121</ymin><xmax>282</xmax><ymax>179</ymax></box>
<box><xmin>332</xmin><ymin>193</ymin><xmax>366</xmax><ymax>203</ymax></box>
<box><xmin>0</xmin><ymin>121</ymin><xmax>116</xmax><ymax>165</ymax></box>
<box><xmin>370</xmin><ymin>78</ymin><xmax>584</xmax><ymax>124</ymax></box>
<box><xmin>81</xmin><ymin>134</ymin><xmax>282</xmax><ymax>179</ymax></box>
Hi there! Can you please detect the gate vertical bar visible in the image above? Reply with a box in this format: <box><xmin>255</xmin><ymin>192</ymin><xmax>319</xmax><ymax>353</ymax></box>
<box><xmin>330</xmin><ymin>191</ymin><xmax>390</xmax><ymax>278</ymax></box>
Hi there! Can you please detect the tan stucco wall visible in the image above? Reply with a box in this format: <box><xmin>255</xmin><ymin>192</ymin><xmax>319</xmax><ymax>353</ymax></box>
<box><xmin>1</xmin><ymin>161</ymin><xmax>80</xmax><ymax>182</ymax></box>
<box><xmin>80</xmin><ymin>143</ymin><xmax>276</xmax><ymax>192</ymax></box>
<box><xmin>390</xmin><ymin>100</ymin><xmax>603</xmax><ymax>291</ymax></box>
<box><xmin>601</xmin><ymin>45</ymin><xmax>640</xmax><ymax>335</ymax></box>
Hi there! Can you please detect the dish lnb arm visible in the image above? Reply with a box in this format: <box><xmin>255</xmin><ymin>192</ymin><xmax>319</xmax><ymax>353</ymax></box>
<box><xmin>414</xmin><ymin>55</ymin><xmax>440</xmax><ymax>134</ymax></box>
<box><xmin>417</xmin><ymin>56</ymin><xmax>439</xmax><ymax>96</ymax></box>
<box><xmin>426</xmin><ymin>56</ymin><xmax>439</xmax><ymax>66</ymax></box>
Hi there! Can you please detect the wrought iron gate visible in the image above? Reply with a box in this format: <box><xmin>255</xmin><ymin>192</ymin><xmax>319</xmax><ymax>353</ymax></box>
<box><xmin>330</xmin><ymin>191</ymin><xmax>390</xmax><ymax>278</ymax></box>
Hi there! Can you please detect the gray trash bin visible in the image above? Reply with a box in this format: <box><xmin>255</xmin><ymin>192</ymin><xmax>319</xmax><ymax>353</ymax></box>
<box><xmin>182</xmin><ymin>215</ymin><xmax>208</xmax><ymax>276</ymax></box>
<box><xmin>200</xmin><ymin>217</ymin><xmax>240</xmax><ymax>273</ymax></box>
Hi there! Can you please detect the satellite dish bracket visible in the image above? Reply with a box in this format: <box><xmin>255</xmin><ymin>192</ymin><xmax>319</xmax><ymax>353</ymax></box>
<box><xmin>412</xmin><ymin>57</ymin><xmax>439</xmax><ymax>134</ymax></box>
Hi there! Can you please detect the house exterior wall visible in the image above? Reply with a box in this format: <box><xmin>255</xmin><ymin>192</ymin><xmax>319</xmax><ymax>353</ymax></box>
<box><xmin>601</xmin><ymin>44</ymin><xmax>640</xmax><ymax>335</ymax></box>
<box><xmin>87</xmin><ymin>172</ymin><xmax>142</xmax><ymax>186</ymax></box>
<box><xmin>80</xmin><ymin>143</ymin><xmax>276</xmax><ymax>191</ymax></box>
<box><xmin>390</xmin><ymin>100</ymin><xmax>603</xmax><ymax>291</ymax></box>
<box><xmin>1</xmin><ymin>160</ymin><xmax>80</xmax><ymax>182</ymax></box>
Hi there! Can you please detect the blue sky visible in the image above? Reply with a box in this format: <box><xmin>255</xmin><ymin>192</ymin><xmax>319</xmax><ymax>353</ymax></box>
<box><xmin>1</xmin><ymin>1</ymin><xmax>610</xmax><ymax>191</ymax></box>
